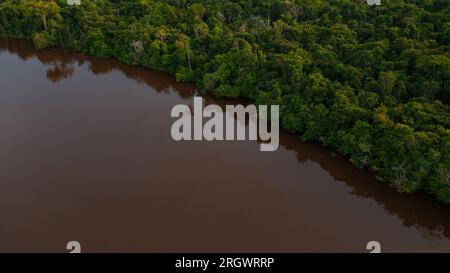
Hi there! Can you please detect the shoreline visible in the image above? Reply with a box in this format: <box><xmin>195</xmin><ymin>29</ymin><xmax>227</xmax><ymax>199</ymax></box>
<box><xmin>0</xmin><ymin>34</ymin><xmax>448</xmax><ymax>206</ymax></box>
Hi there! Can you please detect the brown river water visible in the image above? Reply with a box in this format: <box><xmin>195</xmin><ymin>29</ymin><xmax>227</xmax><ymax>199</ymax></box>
<box><xmin>0</xmin><ymin>39</ymin><xmax>449</xmax><ymax>253</ymax></box>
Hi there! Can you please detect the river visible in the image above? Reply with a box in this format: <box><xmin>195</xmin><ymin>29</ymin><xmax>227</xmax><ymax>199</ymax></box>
<box><xmin>0</xmin><ymin>38</ymin><xmax>449</xmax><ymax>252</ymax></box>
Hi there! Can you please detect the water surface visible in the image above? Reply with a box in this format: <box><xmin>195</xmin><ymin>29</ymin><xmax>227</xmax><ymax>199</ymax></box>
<box><xmin>0</xmin><ymin>39</ymin><xmax>449</xmax><ymax>252</ymax></box>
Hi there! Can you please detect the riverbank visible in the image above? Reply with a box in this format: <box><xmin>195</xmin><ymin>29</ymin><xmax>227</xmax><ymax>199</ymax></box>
<box><xmin>0</xmin><ymin>0</ymin><xmax>449</xmax><ymax>204</ymax></box>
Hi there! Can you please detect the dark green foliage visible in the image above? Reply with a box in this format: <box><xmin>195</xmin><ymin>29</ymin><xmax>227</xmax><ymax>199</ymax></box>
<box><xmin>1</xmin><ymin>0</ymin><xmax>449</xmax><ymax>203</ymax></box>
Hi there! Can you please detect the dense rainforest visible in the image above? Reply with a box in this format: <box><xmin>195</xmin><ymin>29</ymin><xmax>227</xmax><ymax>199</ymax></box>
<box><xmin>0</xmin><ymin>0</ymin><xmax>449</xmax><ymax>203</ymax></box>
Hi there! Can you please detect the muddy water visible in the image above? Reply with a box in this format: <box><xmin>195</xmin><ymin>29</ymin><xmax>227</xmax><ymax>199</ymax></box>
<box><xmin>0</xmin><ymin>39</ymin><xmax>449</xmax><ymax>253</ymax></box>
